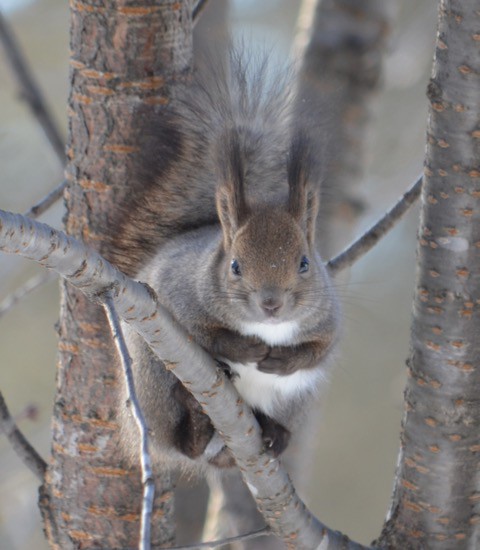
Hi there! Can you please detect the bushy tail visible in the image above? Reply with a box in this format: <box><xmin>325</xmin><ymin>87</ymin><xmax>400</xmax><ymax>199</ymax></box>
<box><xmin>107</xmin><ymin>46</ymin><xmax>321</xmax><ymax>277</ymax></box>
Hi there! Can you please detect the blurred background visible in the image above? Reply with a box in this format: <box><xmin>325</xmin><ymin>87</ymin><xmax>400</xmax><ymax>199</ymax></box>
<box><xmin>0</xmin><ymin>0</ymin><xmax>437</xmax><ymax>548</ymax></box>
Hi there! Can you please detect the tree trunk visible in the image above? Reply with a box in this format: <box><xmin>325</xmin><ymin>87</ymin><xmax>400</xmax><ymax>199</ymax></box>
<box><xmin>379</xmin><ymin>0</ymin><xmax>480</xmax><ymax>547</ymax></box>
<box><xmin>39</xmin><ymin>1</ymin><xmax>192</xmax><ymax>548</ymax></box>
<box><xmin>296</xmin><ymin>0</ymin><xmax>393</xmax><ymax>258</ymax></box>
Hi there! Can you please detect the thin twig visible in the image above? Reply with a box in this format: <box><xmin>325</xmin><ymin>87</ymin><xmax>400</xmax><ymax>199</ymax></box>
<box><xmin>0</xmin><ymin>271</ymin><xmax>56</xmax><ymax>320</ymax></box>
<box><xmin>168</xmin><ymin>526</ymin><xmax>270</xmax><ymax>549</ymax></box>
<box><xmin>0</xmin><ymin>9</ymin><xmax>65</xmax><ymax>165</ymax></box>
<box><xmin>24</xmin><ymin>180</ymin><xmax>67</xmax><ymax>219</ymax></box>
<box><xmin>327</xmin><ymin>173</ymin><xmax>423</xmax><ymax>274</ymax></box>
<box><xmin>0</xmin><ymin>390</ymin><xmax>47</xmax><ymax>480</ymax></box>
<box><xmin>0</xmin><ymin>196</ymin><xmax>62</xmax><ymax>322</ymax></box>
<box><xmin>103</xmin><ymin>294</ymin><xmax>154</xmax><ymax>550</ymax></box>
<box><xmin>192</xmin><ymin>0</ymin><xmax>210</xmax><ymax>26</ymax></box>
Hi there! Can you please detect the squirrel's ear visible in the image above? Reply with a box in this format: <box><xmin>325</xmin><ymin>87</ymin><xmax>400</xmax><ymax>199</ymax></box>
<box><xmin>287</xmin><ymin>131</ymin><xmax>319</xmax><ymax>247</ymax></box>
<box><xmin>304</xmin><ymin>189</ymin><xmax>319</xmax><ymax>248</ymax></box>
<box><xmin>215</xmin><ymin>131</ymin><xmax>249</xmax><ymax>249</ymax></box>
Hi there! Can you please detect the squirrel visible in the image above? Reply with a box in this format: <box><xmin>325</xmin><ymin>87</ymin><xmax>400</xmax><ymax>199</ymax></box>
<box><xmin>109</xmin><ymin>49</ymin><xmax>340</xmax><ymax>472</ymax></box>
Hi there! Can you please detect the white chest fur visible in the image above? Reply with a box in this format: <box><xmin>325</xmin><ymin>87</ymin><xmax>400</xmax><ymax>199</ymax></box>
<box><xmin>224</xmin><ymin>320</ymin><xmax>325</xmax><ymax>416</ymax></box>
<box><xmin>238</xmin><ymin>320</ymin><xmax>300</xmax><ymax>346</ymax></box>
<box><xmin>225</xmin><ymin>361</ymin><xmax>326</xmax><ymax>416</ymax></box>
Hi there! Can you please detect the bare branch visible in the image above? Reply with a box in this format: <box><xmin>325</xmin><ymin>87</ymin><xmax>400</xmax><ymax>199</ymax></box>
<box><xmin>23</xmin><ymin>180</ymin><xmax>67</xmax><ymax>219</ymax></box>
<box><xmin>0</xmin><ymin>9</ymin><xmax>65</xmax><ymax>165</ymax></box>
<box><xmin>103</xmin><ymin>294</ymin><xmax>154</xmax><ymax>550</ymax></box>
<box><xmin>168</xmin><ymin>526</ymin><xmax>270</xmax><ymax>549</ymax></box>
<box><xmin>291</xmin><ymin>0</ymin><xmax>318</xmax><ymax>59</ymax></box>
<box><xmin>0</xmin><ymin>389</ymin><xmax>47</xmax><ymax>481</ymax></box>
<box><xmin>0</xmin><ymin>208</ymin><xmax>374</xmax><ymax>549</ymax></box>
<box><xmin>0</xmin><ymin>184</ymin><xmax>64</xmax><ymax>321</ymax></box>
<box><xmin>192</xmin><ymin>0</ymin><xmax>210</xmax><ymax>26</ymax></box>
<box><xmin>0</xmin><ymin>271</ymin><xmax>55</xmax><ymax>319</ymax></box>
<box><xmin>327</xmin><ymin>174</ymin><xmax>423</xmax><ymax>274</ymax></box>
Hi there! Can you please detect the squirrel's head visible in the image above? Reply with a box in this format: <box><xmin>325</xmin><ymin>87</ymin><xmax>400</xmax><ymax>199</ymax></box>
<box><xmin>215</xmin><ymin>130</ymin><xmax>327</xmax><ymax>324</ymax></box>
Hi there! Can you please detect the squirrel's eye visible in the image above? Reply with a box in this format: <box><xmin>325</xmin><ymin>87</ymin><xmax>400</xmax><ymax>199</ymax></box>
<box><xmin>231</xmin><ymin>259</ymin><xmax>242</xmax><ymax>276</ymax></box>
<box><xmin>299</xmin><ymin>256</ymin><xmax>310</xmax><ymax>273</ymax></box>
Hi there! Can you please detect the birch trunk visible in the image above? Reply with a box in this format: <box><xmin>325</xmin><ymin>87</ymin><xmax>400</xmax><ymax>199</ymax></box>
<box><xmin>39</xmin><ymin>2</ymin><xmax>192</xmax><ymax>548</ymax></box>
<box><xmin>379</xmin><ymin>0</ymin><xmax>480</xmax><ymax>547</ymax></box>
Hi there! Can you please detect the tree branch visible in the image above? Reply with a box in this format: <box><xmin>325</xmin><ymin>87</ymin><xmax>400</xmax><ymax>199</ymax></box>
<box><xmin>23</xmin><ymin>180</ymin><xmax>67</xmax><ymax>219</ymax></box>
<box><xmin>17</xmin><ymin>170</ymin><xmax>423</xmax><ymax>276</ymax></box>
<box><xmin>168</xmin><ymin>526</ymin><xmax>270</xmax><ymax>549</ymax></box>
<box><xmin>0</xmin><ymin>271</ymin><xmax>55</xmax><ymax>319</ymax></box>
<box><xmin>0</xmin><ymin>208</ymin><xmax>374</xmax><ymax>550</ymax></box>
<box><xmin>103</xmin><ymin>294</ymin><xmax>154</xmax><ymax>550</ymax></box>
<box><xmin>0</xmin><ymin>9</ymin><xmax>65</xmax><ymax>165</ymax></box>
<box><xmin>0</xmin><ymin>389</ymin><xmax>47</xmax><ymax>481</ymax></box>
<box><xmin>327</xmin><ymin>173</ymin><xmax>423</xmax><ymax>274</ymax></box>
<box><xmin>0</xmin><ymin>177</ymin><xmax>66</xmax><ymax>320</ymax></box>
<box><xmin>16</xmin><ymin>170</ymin><xmax>422</xmax><ymax>295</ymax></box>
<box><xmin>192</xmin><ymin>0</ymin><xmax>210</xmax><ymax>26</ymax></box>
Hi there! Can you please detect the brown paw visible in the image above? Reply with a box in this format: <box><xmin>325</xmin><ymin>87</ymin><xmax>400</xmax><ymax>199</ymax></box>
<box><xmin>255</xmin><ymin>411</ymin><xmax>291</xmax><ymax>457</ymax></box>
<box><xmin>214</xmin><ymin>331</ymin><xmax>269</xmax><ymax>364</ymax></box>
<box><xmin>258</xmin><ymin>346</ymin><xmax>304</xmax><ymax>375</ymax></box>
<box><xmin>257</xmin><ymin>355</ymin><xmax>286</xmax><ymax>374</ymax></box>
<box><xmin>240</xmin><ymin>338</ymin><xmax>270</xmax><ymax>363</ymax></box>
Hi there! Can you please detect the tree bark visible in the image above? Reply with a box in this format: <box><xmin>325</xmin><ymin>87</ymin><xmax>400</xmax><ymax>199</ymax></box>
<box><xmin>39</xmin><ymin>1</ymin><xmax>192</xmax><ymax>548</ymax></box>
<box><xmin>379</xmin><ymin>0</ymin><xmax>480</xmax><ymax>547</ymax></box>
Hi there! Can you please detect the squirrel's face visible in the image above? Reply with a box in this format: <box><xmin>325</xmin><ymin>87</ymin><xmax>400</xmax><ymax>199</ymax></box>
<box><xmin>220</xmin><ymin>210</ymin><xmax>323</xmax><ymax>324</ymax></box>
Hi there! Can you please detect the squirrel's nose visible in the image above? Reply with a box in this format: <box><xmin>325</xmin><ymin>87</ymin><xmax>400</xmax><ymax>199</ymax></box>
<box><xmin>260</xmin><ymin>295</ymin><xmax>284</xmax><ymax>316</ymax></box>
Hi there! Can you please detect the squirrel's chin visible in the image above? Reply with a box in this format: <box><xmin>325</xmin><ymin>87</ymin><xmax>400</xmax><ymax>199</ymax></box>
<box><xmin>257</xmin><ymin>317</ymin><xmax>286</xmax><ymax>325</ymax></box>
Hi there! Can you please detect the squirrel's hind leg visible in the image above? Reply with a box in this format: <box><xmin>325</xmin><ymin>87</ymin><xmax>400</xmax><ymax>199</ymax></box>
<box><xmin>254</xmin><ymin>410</ymin><xmax>291</xmax><ymax>457</ymax></box>
<box><xmin>172</xmin><ymin>381</ymin><xmax>215</xmax><ymax>459</ymax></box>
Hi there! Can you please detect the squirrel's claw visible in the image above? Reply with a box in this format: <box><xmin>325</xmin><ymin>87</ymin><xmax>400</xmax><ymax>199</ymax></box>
<box><xmin>215</xmin><ymin>359</ymin><xmax>239</xmax><ymax>380</ymax></box>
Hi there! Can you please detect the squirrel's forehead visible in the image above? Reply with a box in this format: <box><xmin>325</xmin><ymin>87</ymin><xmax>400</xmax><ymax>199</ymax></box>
<box><xmin>244</xmin><ymin>210</ymin><xmax>297</xmax><ymax>233</ymax></box>
<box><xmin>234</xmin><ymin>214</ymin><xmax>305</xmax><ymax>256</ymax></box>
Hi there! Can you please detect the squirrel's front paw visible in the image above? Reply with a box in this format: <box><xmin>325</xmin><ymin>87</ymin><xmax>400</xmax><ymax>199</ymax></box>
<box><xmin>240</xmin><ymin>338</ymin><xmax>270</xmax><ymax>363</ymax></box>
<box><xmin>225</xmin><ymin>341</ymin><xmax>269</xmax><ymax>363</ymax></box>
<box><xmin>216</xmin><ymin>334</ymin><xmax>269</xmax><ymax>364</ymax></box>
<box><xmin>173</xmin><ymin>382</ymin><xmax>214</xmax><ymax>459</ymax></box>
<box><xmin>258</xmin><ymin>348</ymin><xmax>298</xmax><ymax>375</ymax></box>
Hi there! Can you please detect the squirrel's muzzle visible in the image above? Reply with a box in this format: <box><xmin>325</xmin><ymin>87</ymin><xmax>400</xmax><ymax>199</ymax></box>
<box><xmin>258</xmin><ymin>288</ymin><xmax>285</xmax><ymax>317</ymax></box>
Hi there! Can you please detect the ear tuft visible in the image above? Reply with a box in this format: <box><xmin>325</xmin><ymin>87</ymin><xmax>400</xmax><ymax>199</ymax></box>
<box><xmin>215</xmin><ymin>130</ymin><xmax>249</xmax><ymax>249</ymax></box>
<box><xmin>287</xmin><ymin>131</ymin><xmax>319</xmax><ymax>245</ymax></box>
<box><xmin>287</xmin><ymin>130</ymin><xmax>311</xmax><ymax>219</ymax></box>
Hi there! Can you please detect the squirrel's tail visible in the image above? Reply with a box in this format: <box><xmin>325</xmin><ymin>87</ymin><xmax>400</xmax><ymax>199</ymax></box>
<box><xmin>107</xmin><ymin>47</ymin><xmax>319</xmax><ymax>277</ymax></box>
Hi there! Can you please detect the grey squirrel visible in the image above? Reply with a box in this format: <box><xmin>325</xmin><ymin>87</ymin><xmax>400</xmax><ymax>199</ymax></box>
<box><xmin>110</xmin><ymin>50</ymin><xmax>340</xmax><ymax>472</ymax></box>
